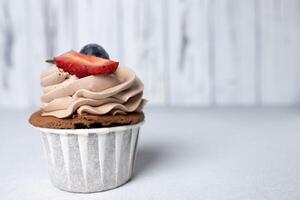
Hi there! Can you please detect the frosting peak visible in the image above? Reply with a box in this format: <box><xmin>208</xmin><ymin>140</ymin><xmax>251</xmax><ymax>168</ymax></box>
<box><xmin>40</xmin><ymin>65</ymin><xmax>145</xmax><ymax>118</ymax></box>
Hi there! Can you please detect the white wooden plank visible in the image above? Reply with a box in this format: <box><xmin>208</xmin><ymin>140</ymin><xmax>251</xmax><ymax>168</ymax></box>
<box><xmin>168</xmin><ymin>0</ymin><xmax>211</xmax><ymax>106</ymax></box>
<box><xmin>26</xmin><ymin>0</ymin><xmax>47</xmax><ymax>108</ymax></box>
<box><xmin>213</xmin><ymin>0</ymin><xmax>256</xmax><ymax>105</ymax></box>
<box><xmin>119</xmin><ymin>0</ymin><xmax>139</xmax><ymax>68</ymax></box>
<box><xmin>261</xmin><ymin>0</ymin><xmax>300</xmax><ymax>105</ymax></box>
<box><xmin>0</xmin><ymin>0</ymin><xmax>30</xmax><ymax>108</ymax></box>
<box><xmin>75</xmin><ymin>0</ymin><xmax>120</xmax><ymax>59</ymax></box>
<box><xmin>132</xmin><ymin>0</ymin><xmax>167</xmax><ymax>105</ymax></box>
<box><xmin>46</xmin><ymin>0</ymin><xmax>77</xmax><ymax>55</ymax></box>
<box><xmin>0</xmin><ymin>0</ymin><xmax>8</xmax><ymax>106</ymax></box>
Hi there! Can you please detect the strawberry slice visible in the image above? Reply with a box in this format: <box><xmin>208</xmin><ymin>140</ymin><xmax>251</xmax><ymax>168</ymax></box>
<box><xmin>49</xmin><ymin>51</ymin><xmax>119</xmax><ymax>78</ymax></box>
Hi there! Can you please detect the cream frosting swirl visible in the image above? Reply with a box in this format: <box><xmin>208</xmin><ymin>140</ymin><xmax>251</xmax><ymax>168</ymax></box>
<box><xmin>40</xmin><ymin>65</ymin><xmax>145</xmax><ymax>118</ymax></box>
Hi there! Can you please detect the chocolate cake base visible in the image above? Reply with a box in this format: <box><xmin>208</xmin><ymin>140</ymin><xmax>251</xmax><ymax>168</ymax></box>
<box><xmin>29</xmin><ymin>111</ymin><xmax>145</xmax><ymax>129</ymax></box>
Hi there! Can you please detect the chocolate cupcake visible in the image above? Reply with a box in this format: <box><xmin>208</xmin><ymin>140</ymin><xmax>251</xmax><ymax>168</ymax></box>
<box><xmin>29</xmin><ymin>44</ymin><xmax>146</xmax><ymax>193</ymax></box>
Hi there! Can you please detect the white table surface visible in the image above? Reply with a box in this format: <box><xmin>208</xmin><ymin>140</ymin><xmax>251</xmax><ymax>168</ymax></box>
<box><xmin>1</xmin><ymin>107</ymin><xmax>300</xmax><ymax>200</ymax></box>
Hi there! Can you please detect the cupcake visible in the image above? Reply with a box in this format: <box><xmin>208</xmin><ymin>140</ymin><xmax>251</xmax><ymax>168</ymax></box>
<box><xmin>29</xmin><ymin>44</ymin><xmax>146</xmax><ymax>193</ymax></box>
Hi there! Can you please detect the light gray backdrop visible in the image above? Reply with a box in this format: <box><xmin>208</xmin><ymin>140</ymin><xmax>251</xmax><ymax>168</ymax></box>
<box><xmin>0</xmin><ymin>0</ymin><xmax>299</xmax><ymax>108</ymax></box>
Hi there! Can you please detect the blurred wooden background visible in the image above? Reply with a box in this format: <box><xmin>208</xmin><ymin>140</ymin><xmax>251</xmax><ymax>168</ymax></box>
<box><xmin>0</xmin><ymin>0</ymin><xmax>300</xmax><ymax>108</ymax></box>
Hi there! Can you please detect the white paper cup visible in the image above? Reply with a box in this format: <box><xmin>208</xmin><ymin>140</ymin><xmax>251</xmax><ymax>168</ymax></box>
<box><xmin>38</xmin><ymin>122</ymin><xmax>142</xmax><ymax>193</ymax></box>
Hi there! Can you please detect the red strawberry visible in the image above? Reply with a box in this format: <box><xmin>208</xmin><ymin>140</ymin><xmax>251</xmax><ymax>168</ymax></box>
<box><xmin>49</xmin><ymin>51</ymin><xmax>119</xmax><ymax>78</ymax></box>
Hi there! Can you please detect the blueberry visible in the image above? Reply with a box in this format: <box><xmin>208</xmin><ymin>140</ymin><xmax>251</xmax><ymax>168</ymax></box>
<box><xmin>80</xmin><ymin>44</ymin><xmax>110</xmax><ymax>59</ymax></box>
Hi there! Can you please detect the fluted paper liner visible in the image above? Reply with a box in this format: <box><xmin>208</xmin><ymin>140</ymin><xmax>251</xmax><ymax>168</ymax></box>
<box><xmin>39</xmin><ymin>123</ymin><xmax>142</xmax><ymax>193</ymax></box>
